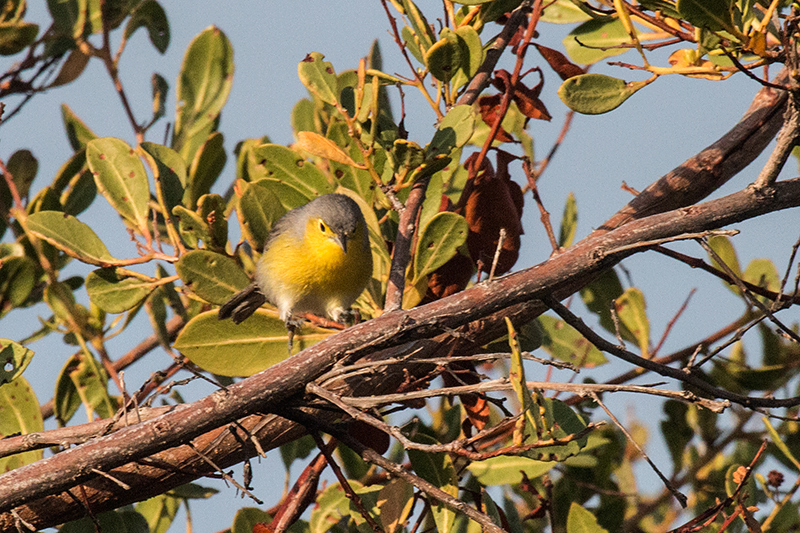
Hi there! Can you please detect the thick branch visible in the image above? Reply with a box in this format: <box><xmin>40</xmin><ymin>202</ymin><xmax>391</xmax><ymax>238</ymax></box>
<box><xmin>1</xmin><ymin>176</ymin><xmax>799</xmax><ymax>526</ymax></box>
<box><xmin>595</xmin><ymin>69</ymin><xmax>789</xmax><ymax>234</ymax></box>
<box><xmin>0</xmin><ymin>68</ymin><xmax>796</xmax><ymax>531</ymax></box>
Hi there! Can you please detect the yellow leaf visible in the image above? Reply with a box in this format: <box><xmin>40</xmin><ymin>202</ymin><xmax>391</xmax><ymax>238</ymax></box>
<box><xmin>295</xmin><ymin>131</ymin><xmax>360</xmax><ymax>167</ymax></box>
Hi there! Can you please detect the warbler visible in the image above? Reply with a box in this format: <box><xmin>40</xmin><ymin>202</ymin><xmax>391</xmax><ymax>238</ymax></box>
<box><xmin>218</xmin><ymin>193</ymin><xmax>373</xmax><ymax>347</ymax></box>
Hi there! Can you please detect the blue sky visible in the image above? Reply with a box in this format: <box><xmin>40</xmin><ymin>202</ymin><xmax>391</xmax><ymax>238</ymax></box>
<box><xmin>2</xmin><ymin>0</ymin><xmax>798</xmax><ymax>530</ymax></box>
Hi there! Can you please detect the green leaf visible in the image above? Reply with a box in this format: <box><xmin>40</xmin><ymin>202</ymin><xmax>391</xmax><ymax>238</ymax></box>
<box><xmin>151</xmin><ymin>72</ymin><xmax>169</xmax><ymax>124</ymax></box>
<box><xmin>563</xmin><ymin>18</ymin><xmax>630</xmax><ymax>65</ymax></box>
<box><xmin>378</xmin><ymin>479</ymin><xmax>414</xmax><ymax>533</ymax></box>
<box><xmin>559</xmin><ymin>192</ymin><xmax>577</xmax><ymax>248</ymax></box>
<box><xmin>0</xmin><ymin>22</ymin><xmax>38</xmax><ymax>55</ymax></box>
<box><xmin>124</xmin><ymin>0</ymin><xmax>169</xmax><ymax>54</ymax></box>
<box><xmin>172</xmin><ymin>205</ymin><xmax>210</xmax><ymax>249</ymax></box>
<box><xmin>26</xmin><ymin>211</ymin><xmax>117</xmax><ymax>265</ymax></box>
<box><xmin>706</xmin><ymin>234</ymin><xmax>741</xmax><ymax>294</ymax></box>
<box><xmin>0</xmin><ymin>255</ymin><xmax>35</xmax><ymax>308</ymax></box>
<box><xmin>661</xmin><ymin>400</ymin><xmax>692</xmax><ymax>474</ymax></box>
<box><xmin>426</xmin><ymin>30</ymin><xmax>462</xmax><ymax>82</ymax></box>
<box><xmin>48</xmin><ymin>0</ymin><xmax>86</xmax><ymax>39</ymax></box>
<box><xmin>174</xmin><ymin>310</ymin><xmax>332</xmax><ymax>376</ymax></box>
<box><xmin>428</xmin><ymin>104</ymin><xmax>476</xmax><ymax>157</ymax></box>
<box><xmin>86</xmin><ymin>137</ymin><xmax>151</xmax><ymax>232</ymax></box>
<box><xmin>558</xmin><ymin>74</ymin><xmax>649</xmax><ymax>115</ymax></box>
<box><xmin>455</xmin><ymin>25</ymin><xmax>482</xmax><ymax>78</ymax></box>
<box><xmin>140</xmin><ymin>142</ymin><xmax>186</xmax><ymax>213</ymax></box>
<box><xmin>401</xmin><ymin>25</ymin><xmax>424</xmax><ymax>64</ymax></box>
<box><xmin>136</xmin><ymin>493</ymin><xmax>180</xmax><ymax>533</ymax></box>
<box><xmin>0</xmin><ymin>377</ymin><xmax>43</xmax><ymax>472</ymax></box>
<box><xmin>176</xmin><ymin>250</ymin><xmax>250</xmax><ymax>305</ymax></box>
<box><xmin>185</xmin><ymin>131</ymin><xmax>226</xmax><ymax>209</ymax></box>
<box><xmin>195</xmin><ymin>194</ymin><xmax>228</xmax><ymax>251</ymax></box>
<box><xmin>232</xmin><ymin>508</ymin><xmax>271</xmax><ymax>533</ymax></box>
<box><xmin>249</xmin><ymin>144</ymin><xmax>334</xmax><ymax>198</ymax></box>
<box><xmin>292</xmin><ymin>98</ymin><xmax>317</xmax><ymax>136</ymax></box>
<box><xmin>86</xmin><ymin>268</ymin><xmax>158</xmax><ymax>313</ymax></box>
<box><xmin>408</xmin><ymin>434</ymin><xmax>457</xmax><ymax>533</ymax></box>
<box><xmin>744</xmin><ymin>258</ymin><xmax>780</xmax><ymax>304</ymax></box>
<box><xmin>168</xmin><ymin>482</ymin><xmax>219</xmax><ymax>499</ymax></box>
<box><xmin>61</xmin><ymin>169</ymin><xmax>97</xmax><ymax>216</ymax></box>
<box><xmin>61</xmin><ymin>510</ymin><xmax>149</xmax><ymax>533</ymax></box>
<box><xmin>614</xmin><ymin>288</ymin><xmax>649</xmax><ymax>356</ymax></box>
<box><xmin>467</xmin><ymin>456</ymin><xmax>556</xmax><ymax>485</ymax></box>
<box><xmin>538</xmin><ymin>314</ymin><xmax>608</xmax><ymax>367</ymax></box>
<box><xmin>54</xmin><ymin>353</ymin><xmax>117</xmax><ymax>425</ymax></box>
<box><xmin>541</xmin><ymin>0</ymin><xmax>593</xmax><ymax>23</ymax></box>
<box><xmin>280</xmin><ymin>434</ymin><xmax>315</xmax><ymax>470</ymax></box>
<box><xmin>326</xmin><ymin>122</ymin><xmax>375</xmax><ymax>204</ymax></box>
<box><xmin>413</xmin><ymin>211</ymin><xmax>468</xmax><ymax>281</ymax></box>
<box><xmin>764</xmin><ymin>417</ymin><xmax>800</xmax><ymax>471</ymax></box>
<box><xmin>348</xmin><ymin>485</ymin><xmax>383</xmax><ymax>532</ymax></box>
<box><xmin>677</xmin><ymin>0</ymin><xmax>735</xmax><ymax>31</ymax></box>
<box><xmin>298</xmin><ymin>52</ymin><xmax>339</xmax><ymax>106</ymax></box>
<box><xmin>401</xmin><ymin>0</ymin><xmax>434</xmax><ymax>53</ymax></box>
<box><xmin>579</xmin><ymin>268</ymin><xmax>640</xmax><ymax>344</ymax></box>
<box><xmin>567</xmin><ymin>503</ymin><xmax>609</xmax><ymax>533</ymax></box>
<box><xmin>61</xmin><ymin>103</ymin><xmax>98</xmax><ymax>152</ymax></box>
<box><xmin>236</xmin><ymin>180</ymin><xmax>287</xmax><ymax>251</ymax></box>
<box><xmin>0</xmin><ymin>339</ymin><xmax>34</xmax><ymax>385</ymax></box>
<box><xmin>310</xmin><ymin>481</ymin><xmax>363</xmax><ymax>533</ymax></box>
<box><xmin>172</xmin><ymin>26</ymin><xmax>234</xmax><ymax>162</ymax></box>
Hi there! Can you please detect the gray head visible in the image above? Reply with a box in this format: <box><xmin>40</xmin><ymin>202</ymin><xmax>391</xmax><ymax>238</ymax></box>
<box><xmin>306</xmin><ymin>193</ymin><xmax>364</xmax><ymax>237</ymax></box>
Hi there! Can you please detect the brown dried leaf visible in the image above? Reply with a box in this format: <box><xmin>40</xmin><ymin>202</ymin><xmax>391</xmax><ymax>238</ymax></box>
<box><xmin>456</xmin><ymin>152</ymin><xmax>524</xmax><ymax>275</ymax></box>
<box><xmin>534</xmin><ymin>44</ymin><xmax>584</xmax><ymax>80</ymax></box>
<box><xmin>478</xmin><ymin>94</ymin><xmax>514</xmax><ymax>143</ymax></box>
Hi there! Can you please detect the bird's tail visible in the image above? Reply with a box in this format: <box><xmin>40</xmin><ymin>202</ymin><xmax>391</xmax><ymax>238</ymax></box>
<box><xmin>217</xmin><ymin>283</ymin><xmax>267</xmax><ymax>324</ymax></box>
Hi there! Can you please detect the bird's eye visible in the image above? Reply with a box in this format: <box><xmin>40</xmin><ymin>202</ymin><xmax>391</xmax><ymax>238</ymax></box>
<box><xmin>319</xmin><ymin>220</ymin><xmax>326</xmax><ymax>233</ymax></box>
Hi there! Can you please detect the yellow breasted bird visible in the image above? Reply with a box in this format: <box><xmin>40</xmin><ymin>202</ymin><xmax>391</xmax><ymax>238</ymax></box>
<box><xmin>218</xmin><ymin>193</ymin><xmax>373</xmax><ymax>347</ymax></box>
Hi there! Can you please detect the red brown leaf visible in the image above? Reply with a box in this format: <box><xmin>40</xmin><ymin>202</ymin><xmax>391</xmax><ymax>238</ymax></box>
<box><xmin>534</xmin><ymin>43</ymin><xmax>584</xmax><ymax>80</ymax></box>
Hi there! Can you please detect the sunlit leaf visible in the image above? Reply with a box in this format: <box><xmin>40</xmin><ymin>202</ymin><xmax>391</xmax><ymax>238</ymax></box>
<box><xmin>173</xmin><ymin>26</ymin><xmax>234</xmax><ymax>163</ymax></box>
<box><xmin>414</xmin><ymin>211</ymin><xmax>468</xmax><ymax>281</ymax></box>
<box><xmin>176</xmin><ymin>250</ymin><xmax>250</xmax><ymax>305</ymax></box>
<box><xmin>538</xmin><ymin>314</ymin><xmax>608</xmax><ymax>367</ymax></box>
<box><xmin>467</xmin><ymin>456</ymin><xmax>556</xmax><ymax>485</ymax></box>
<box><xmin>567</xmin><ymin>503</ymin><xmax>609</xmax><ymax>533</ymax></box>
<box><xmin>86</xmin><ymin>137</ymin><xmax>150</xmax><ymax>233</ymax></box>
<box><xmin>298</xmin><ymin>52</ymin><xmax>339</xmax><ymax>106</ymax></box>
<box><xmin>0</xmin><ymin>339</ymin><xmax>34</xmax><ymax>385</ymax></box>
<box><xmin>0</xmin><ymin>377</ymin><xmax>43</xmax><ymax>472</ymax></box>
<box><xmin>86</xmin><ymin>268</ymin><xmax>157</xmax><ymax>313</ymax></box>
<box><xmin>174</xmin><ymin>310</ymin><xmax>332</xmax><ymax>376</ymax></box>
<box><xmin>27</xmin><ymin>211</ymin><xmax>117</xmax><ymax>265</ymax></box>
<box><xmin>558</xmin><ymin>74</ymin><xmax>650</xmax><ymax>115</ymax></box>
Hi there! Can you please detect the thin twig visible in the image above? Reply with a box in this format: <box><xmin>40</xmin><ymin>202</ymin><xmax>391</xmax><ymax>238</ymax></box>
<box><xmin>89</xmin><ymin>468</ymin><xmax>130</xmax><ymax>490</ymax></box>
<box><xmin>655</xmin><ymin>246</ymin><xmax>800</xmax><ymax>305</ymax></box>
<box><xmin>592</xmin><ymin>392</ymin><xmax>687</xmax><ymax>508</ymax></box>
<box><xmin>754</xmin><ymin>91</ymin><xmax>800</xmax><ymax>188</ymax></box>
<box><xmin>698</xmin><ymin>238</ymin><xmax>800</xmax><ymax>343</ymax></box>
<box><xmin>523</xmin><ymin>158</ymin><xmax>560</xmax><ymax>252</ymax></box>
<box><xmin>542</xmin><ymin>295</ymin><xmax>800</xmax><ymax>409</ymax></box>
<box><xmin>282</xmin><ymin>407</ymin><xmax>505</xmax><ymax>533</ymax></box>
<box><xmin>488</xmin><ymin>228</ymin><xmax>507</xmax><ymax>281</ymax></box>
<box><xmin>651</xmin><ymin>288</ymin><xmax>696</xmax><ymax>357</ymax></box>
<box><xmin>310</xmin><ymin>432</ymin><xmax>384</xmax><ymax>533</ymax></box>
<box><xmin>309</xmin><ymin>378</ymin><xmax>729</xmax><ymax>413</ymax></box>
<box><xmin>187</xmin><ymin>443</ymin><xmax>263</xmax><ymax>505</ymax></box>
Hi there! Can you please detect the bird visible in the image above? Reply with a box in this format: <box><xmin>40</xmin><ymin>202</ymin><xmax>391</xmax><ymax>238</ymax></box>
<box><xmin>218</xmin><ymin>193</ymin><xmax>373</xmax><ymax>349</ymax></box>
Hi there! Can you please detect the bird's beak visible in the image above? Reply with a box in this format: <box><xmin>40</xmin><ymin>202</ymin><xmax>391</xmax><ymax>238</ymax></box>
<box><xmin>333</xmin><ymin>233</ymin><xmax>348</xmax><ymax>253</ymax></box>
